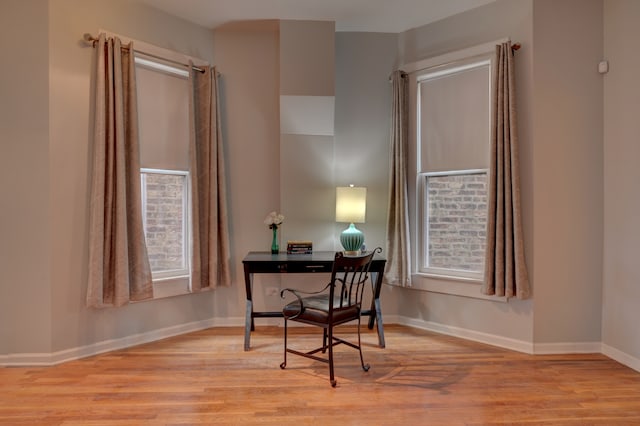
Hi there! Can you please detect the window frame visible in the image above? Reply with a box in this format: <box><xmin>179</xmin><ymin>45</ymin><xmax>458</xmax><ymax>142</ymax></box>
<box><xmin>417</xmin><ymin>169</ymin><xmax>488</xmax><ymax>281</ymax></box>
<box><xmin>405</xmin><ymin>39</ymin><xmax>509</xmax><ymax>301</ymax></box>
<box><xmin>140</xmin><ymin>168</ymin><xmax>192</xmax><ymax>284</ymax></box>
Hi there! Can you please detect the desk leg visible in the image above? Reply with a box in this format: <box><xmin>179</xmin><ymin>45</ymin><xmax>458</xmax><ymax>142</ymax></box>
<box><xmin>244</xmin><ymin>266</ymin><xmax>254</xmax><ymax>351</ymax></box>
<box><xmin>368</xmin><ymin>271</ymin><xmax>386</xmax><ymax>348</ymax></box>
<box><xmin>244</xmin><ymin>299</ymin><xmax>253</xmax><ymax>351</ymax></box>
<box><xmin>374</xmin><ymin>297</ymin><xmax>385</xmax><ymax>348</ymax></box>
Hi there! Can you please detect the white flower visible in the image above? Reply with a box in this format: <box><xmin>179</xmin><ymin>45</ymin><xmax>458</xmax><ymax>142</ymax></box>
<box><xmin>264</xmin><ymin>211</ymin><xmax>285</xmax><ymax>228</ymax></box>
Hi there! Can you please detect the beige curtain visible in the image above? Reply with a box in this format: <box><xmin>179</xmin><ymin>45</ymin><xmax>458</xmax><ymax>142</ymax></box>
<box><xmin>482</xmin><ymin>42</ymin><xmax>531</xmax><ymax>299</ymax></box>
<box><xmin>384</xmin><ymin>70</ymin><xmax>411</xmax><ymax>287</ymax></box>
<box><xmin>86</xmin><ymin>34</ymin><xmax>153</xmax><ymax>307</ymax></box>
<box><xmin>189</xmin><ymin>64</ymin><xmax>232</xmax><ymax>291</ymax></box>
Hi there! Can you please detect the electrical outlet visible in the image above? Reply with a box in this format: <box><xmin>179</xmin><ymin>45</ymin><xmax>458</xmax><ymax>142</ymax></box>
<box><xmin>266</xmin><ymin>287</ymin><xmax>279</xmax><ymax>297</ymax></box>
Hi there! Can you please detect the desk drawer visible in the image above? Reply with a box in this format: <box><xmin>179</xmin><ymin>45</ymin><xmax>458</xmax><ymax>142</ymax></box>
<box><xmin>246</xmin><ymin>262</ymin><xmax>332</xmax><ymax>274</ymax></box>
<box><xmin>285</xmin><ymin>263</ymin><xmax>331</xmax><ymax>273</ymax></box>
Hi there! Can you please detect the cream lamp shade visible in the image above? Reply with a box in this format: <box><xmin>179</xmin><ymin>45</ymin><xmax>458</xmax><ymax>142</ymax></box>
<box><xmin>336</xmin><ymin>186</ymin><xmax>366</xmax><ymax>255</ymax></box>
<box><xmin>335</xmin><ymin>186</ymin><xmax>366</xmax><ymax>223</ymax></box>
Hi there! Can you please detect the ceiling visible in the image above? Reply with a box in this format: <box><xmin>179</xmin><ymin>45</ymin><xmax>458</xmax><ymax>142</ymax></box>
<box><xmin>139</xmin><ymin>0</ymin><xmax>495</xmax><ymax>33</ymax></box>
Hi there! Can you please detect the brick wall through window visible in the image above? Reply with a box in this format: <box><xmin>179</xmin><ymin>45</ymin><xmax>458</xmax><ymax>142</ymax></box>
<box><xmin>426</xmin><ymin>173</ymin><xmax>487</xmax><ymax>272</ymax></box>
<box><xmin>143</xmin><ymin>173</ymin><xmax>186</xmax><ymax>273</ymax></box>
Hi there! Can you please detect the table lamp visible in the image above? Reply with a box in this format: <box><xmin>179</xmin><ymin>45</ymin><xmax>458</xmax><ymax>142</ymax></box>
<box><xmin>335</xmin><ymin>185</ymin><xmax>366</xmax><ymax>255</ymax></box>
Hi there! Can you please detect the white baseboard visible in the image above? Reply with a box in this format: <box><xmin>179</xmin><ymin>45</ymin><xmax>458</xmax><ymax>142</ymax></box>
<box><xmin>602</xmin><ymin>343</ymin><xmax>640</xmax><ymax>373</ymax></box>
<box><xmin>533</xmin><ymin>341</ymin><xmax>602</xmax><ymax>355</ymax></box>
<box><xmin>392</xmin><ymin>316</ymin><xmax>639</xmax><ymax>373</ymax></box>
<box><xmin>393</xmin><ymin>315</ymin><xmax>534</xmax><ymax>353</ymax></box>
<box><xmin>0</xmin><ymin>317</ymin><xmax>245</xmax><ymax>367</ymax></box>
<box><xmin>2</xmin><ymin>316</ymin><xmax>639</xmax><ymax>375</ymax></box>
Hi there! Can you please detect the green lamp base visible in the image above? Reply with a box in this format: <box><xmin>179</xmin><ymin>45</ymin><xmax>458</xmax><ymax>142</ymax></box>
<box><xmin>340</xmin><ymin>223</ymin><xmax>364</xmax><ymax>256</ymax></box>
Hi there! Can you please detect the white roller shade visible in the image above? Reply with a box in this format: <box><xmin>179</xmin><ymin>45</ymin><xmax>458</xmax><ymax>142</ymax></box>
<box><xmin>418</xmin><ymin>61</ymin><xmax>491</xmax><ymax>173</ymax></box>
<box><xmin>137</xmin><ymin>65</ymin><xmax>190</xmax><ymax>170</ymax></box>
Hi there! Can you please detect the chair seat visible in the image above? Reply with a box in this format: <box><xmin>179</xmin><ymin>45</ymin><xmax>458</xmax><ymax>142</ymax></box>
<box><xmin>283</xmin><ymin>295</ymin><xmax>359</xmax><ymax>325</ymax></box>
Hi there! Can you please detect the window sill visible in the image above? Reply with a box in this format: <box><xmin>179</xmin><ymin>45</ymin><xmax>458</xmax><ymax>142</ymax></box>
<box><xmin>152</xmin><ymin>276</ymin><xmax>191</xmax><ymax>299</ymax></box>
<box><xmin>410</xmin><ymin>273</ymin><xmax>507</xmax><ymax>302</ymax></box>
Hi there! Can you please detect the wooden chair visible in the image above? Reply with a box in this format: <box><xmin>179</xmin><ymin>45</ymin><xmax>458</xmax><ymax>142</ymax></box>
<box><xmin>279</xmin><ymin>248</ymin><xmax>381</xmax><ymax>387</ymax></box>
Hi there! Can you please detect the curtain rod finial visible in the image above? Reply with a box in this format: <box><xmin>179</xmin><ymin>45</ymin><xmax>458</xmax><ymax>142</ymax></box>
<box><xmin>83</xmin><ymin>33</ymin><xmax>98</xmax><ymax>46</ymax></box>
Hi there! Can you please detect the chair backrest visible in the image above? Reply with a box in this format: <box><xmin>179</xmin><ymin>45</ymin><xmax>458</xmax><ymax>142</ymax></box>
<box><xmin>328</xmin><ymin>248</ymin><xmax>381</xmax><ymax>312</ymax></box>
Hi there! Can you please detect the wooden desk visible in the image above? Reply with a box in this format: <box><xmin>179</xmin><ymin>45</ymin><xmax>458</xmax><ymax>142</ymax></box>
<box><xmin>242</xmin><ymin>251</ymin><xmax>387</xmax><ymax>351</ymax></box>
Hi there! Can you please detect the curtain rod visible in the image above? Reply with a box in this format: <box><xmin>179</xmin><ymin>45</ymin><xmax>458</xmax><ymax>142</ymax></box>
<box><xmin>83</xmin><ymin>33</ymin><xmax>206</xmax><ymax>74</ymax></box>
<box><xmin>389</xmin><ymin>42</ymin><xmax>521</xmax><ymax>82</ymax></box>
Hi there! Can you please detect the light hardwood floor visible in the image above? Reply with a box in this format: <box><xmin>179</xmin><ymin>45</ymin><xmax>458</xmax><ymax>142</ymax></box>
<box><xmin>2</xmin><ymin>325</ymin><xmax>640</xmax><ymax>425</ymax></box>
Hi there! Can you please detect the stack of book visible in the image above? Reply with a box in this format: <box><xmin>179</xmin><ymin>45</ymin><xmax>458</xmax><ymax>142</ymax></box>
<box><xmin>287</xmin><ymin>240</ymin><xmax>313</xmax><ymax>254</ymax></box>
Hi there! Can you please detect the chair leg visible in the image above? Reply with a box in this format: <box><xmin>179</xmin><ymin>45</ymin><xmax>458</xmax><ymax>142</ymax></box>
<box><xmin>280</xmin><ymin>318</ymin><xmax>287</xmax><ymax>369</ymax></box>
<box><xmin>328</xmin><ymin>325</ymin><xmax>336</xmax><ymax>387</ymax></box>
<box><xmin>325</xmin><ymin>326</ymin><xmax>338</xmax><ymax>388</ymax></box>
<box><xmin>322</xmin><ymin>328</ymin><xmax>328</xmax><ymax>353</ymax></box>
<box><xmin>357</xmin><ymin>319</ymin><xmax>370</xmax><ymax>372</ymax></box>
<box><xmin>281</xmin><ymin>320</ymin><xmax>367</xmax><ymax>387</ymax></box>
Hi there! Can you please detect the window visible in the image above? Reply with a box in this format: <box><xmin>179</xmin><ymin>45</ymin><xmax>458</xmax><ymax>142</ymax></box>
<box><xmin>406</xmin><ymin>40</ymin><xmax>503</xmax><ymax>297</ymax></box>
<box><xmin>419</xmin><ymin>170</ymin><xmax>487</xmax><ymax>280</ymax></box>
<box><xmin>93</xmin><ymin>30</ymin><xmax>213</xmax><ymax>299</ymax></box>
<box><xmin>141</xmin><ymin>169</ymin><xmax>190</xmax><ymax>280</ymax></box>
<box><xmin>136</xmin><ymin>52</ymin><xmax>192</xmax><ymax>297</ymax></box>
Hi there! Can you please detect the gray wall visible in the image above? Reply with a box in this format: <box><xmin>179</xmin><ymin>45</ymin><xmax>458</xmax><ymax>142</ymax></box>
<box><xmin>531</xmin><ymin>0</ymin><xmax>604</xmax><ymax>345</ymax></box>
<box><xmin>0</xmin><ymin>0</ymin><xmax>51</xmax><ymax>354</ymax></box>
<box><xmin>394</xmin><ymin>0</ymin><xmax>605</xmax><ymax>349</ymax></box>
<box><xmin>3</xmin><ymin>0</ymin><xmax>637</xmax><ymax>371</ymax></box>
<box><xmin>212</xmin><ymin>20</ymin><xmax>283</xmax><ymax>317</ymax></box>
<box><xmin>334</xmin><ymin>32</ymin><xmax>398</xmax><ymax>257</ymax></box>
<box><xmin>279</xmin><ymin>20</ymin><xmax>336</xmax><ymax>254</ymax></box>
<box><xmin>603</xmin><ymin>0</ymin><xmax>640</xmax><ymax>363</ymax></box>
<box><xmin>334</xmin><ymin>31</ymin><xmax>401</xmax><ymax>312</ymax></box>
<box><xmin>48</xmin><ymin>0</ymin><xmax>220</xmax><ymax>354</ymax></box>
<box><xmin>0</xmin><ymin>0</ymin><xmax>222</xmax><ymax>360</ymax></box>
<box><xmin>396</xmin><ymin>0</ymin><xmax>536</xmax><ymax>344</ymax></box>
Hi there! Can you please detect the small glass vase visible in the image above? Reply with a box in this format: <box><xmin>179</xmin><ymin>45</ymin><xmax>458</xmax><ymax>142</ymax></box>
<box><xmin>271</xmin><ymin>226</ymin><xmax>279</xmax><ymax>254</ymax></box>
